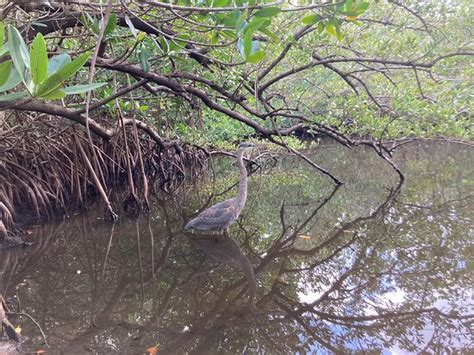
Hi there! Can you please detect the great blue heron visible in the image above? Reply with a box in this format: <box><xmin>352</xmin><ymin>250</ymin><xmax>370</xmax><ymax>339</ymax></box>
<box><xmin>184</xmin><ymin>142</ymin><xmax>256</xmax><ymax>236</ymax></box>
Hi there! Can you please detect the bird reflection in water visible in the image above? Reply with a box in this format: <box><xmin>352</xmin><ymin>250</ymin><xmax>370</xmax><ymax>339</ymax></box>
<box><xmin>188</xmin><ymin>233</ymin><xmax>258</xmax><ymax>313</ymax></box>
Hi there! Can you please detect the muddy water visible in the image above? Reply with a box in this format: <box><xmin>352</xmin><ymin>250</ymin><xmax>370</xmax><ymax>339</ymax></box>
<box><xmin>1</xmin><ymin>141</ymin><xmax>472</xmax><ymax>354</ymax></box>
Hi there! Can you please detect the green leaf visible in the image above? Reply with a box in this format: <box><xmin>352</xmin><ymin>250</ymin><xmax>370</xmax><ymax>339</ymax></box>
<box><xmin>81</xmin><ymin>13</ymin><xmax>94</xmax><ymax>33</ymax></box>
<box><xmin>259</xmin><ymin>28</ymin><xmax>279</xmax><ymax>42</ymax></box>
<box><xmin>0</xmin><ymin>44</ymin><xmax>8</xmax><ymax>57</ymax></box>
<box><xmin>243</xmin><ymin>30</ymin><xmax>253</xmax><ymax>57</ymax></box>
<box><xmin>136</xmin><ymin>32</ymin><xmax>146</xmax><ymax>42</ymax></box>
<box><xmin>221</xmin><ymin>30</ymin><xmax>237</xmax><ymax>40</ymax></box>
<box><xmin>159</xmin><ymin>36</ymin><xmax>170</xmax><ymax>53</ymax></box>
<box><xmin>48</xmin><ymin>53</ymin><xmax>71</xmax><ymax>74</ymax></box>
<box><xmin>0</xmin><ymin>60</ymin><xmax>12</xmax><ymax>86</ymax></box>
<box><xmin>0</xmin><ymin>67</ymin><xmax>21</xmax><ymax>93</ymax></box>
<box><xmin>62</xmin><ymin>82</ymin><xmax>106</xmax><ymax>95</ymax></box>
<box><xmin>254</xmin><ymin>7</ymin><xmax>281</xmax><ymax>17</ymax></box>
<box><xmin>7</xmin><ymin>25</ymin><xmax>30</xmax><ymax>88</ymax></box>
<box><xmin>247</xmin><ymin>50</ymin><xmax>266</xmax><ymax>63</ymax></box>
<box><xmin>213</xmin><ymin>0</ymin><xmax>230</xmax><ymax>7</ymax></box>
<box><xmin>0</xmin><ymin>22</ymin><xmax>4</xmax><ymax>45</ymax></box>
<box><xmin>41</xmin><ymin>88</ymin><xmax>66</xmax><ymax>100</ymax></box>
<box><xmin>326</xmin><ymin>23</ymin><xmax>337</xmax><ymax>36</ymax></box>
<box><xmin>358</xmin><ymin>1</ymin><xmax>369</xmax><ymax>11</ymax></box>
<box><xmin>139</xmin><ymin>47</ymin><xmax>150</xmax><ymax>73</ymax></box>
<box><xmin>0</xmin><ymin>90</ymin><xmax>28</xmax><ymax>101</ymax></box>
<box><xmin>173</xmin><ymin>33</ymin><xmax>190</xmax><ymax>48</ymax></box>
<box><xmin>81</xmin><ymin>13</ymin><xmax>99</xmax><ymax>35</ymax></box>
<box><xmin>104</xmin><ymin>14</ymin><xmax>117</xmax><ymax>37</ymax></box>
<box><xmin>210</xmin><ymin>31</ymin><xmax>219</xmax><ymax>45</ymax></box>
<box><xmin>302</xmin><ymin>14</ymin><xmax>322</xmax><ymax>25</ymax></box>
<box><xmin>35</xmin><ymin>52</ymin><xmax>91</xmax><ymax>97</ymax></box>
<box><xmin>248</xmin><ymin>17</ymin><xmax>267</xmax><ymax>31</ymax></box>
<box><xmin>219</xmin><ymin>11</ymin><xmax>240</xmax><ymax>27</ymax></box>
<box><xmin>30</xmin><ymin>33</ymin><xmax>48</xmax><ymax>85</ymax></box>
<box><xmin>318</xmin><ymin>21</ymin><xmax>325</xmax><ymax>33</ymax></box>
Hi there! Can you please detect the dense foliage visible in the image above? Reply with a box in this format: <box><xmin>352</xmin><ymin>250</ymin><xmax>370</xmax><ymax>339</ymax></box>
<box><xmin>1</xmin><ymin>0</ymin><xmax>472</xmax><ymax>144</ymax></box>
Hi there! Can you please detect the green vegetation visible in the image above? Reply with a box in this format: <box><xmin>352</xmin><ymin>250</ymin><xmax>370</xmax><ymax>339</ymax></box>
<box><xmin>0</xmin><ymin>0</ymin><xmax>472</xmax><ymax>230</ymax></box>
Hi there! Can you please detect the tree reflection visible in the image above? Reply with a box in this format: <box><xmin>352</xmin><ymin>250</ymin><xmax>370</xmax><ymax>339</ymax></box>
<box><xmin>0</xmin><ymin>142</ymin><xmax>472</xmax><ymax>353</ymax></box>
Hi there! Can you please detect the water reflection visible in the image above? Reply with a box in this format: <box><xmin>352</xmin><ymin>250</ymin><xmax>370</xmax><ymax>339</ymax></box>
<box><xmin>187</xmin><ymin>233</ymin><xmax>258</xmax><ymax>313</ymax></box>
<box><xmin>0</xmin><ymin>142</ymin><xmax>472</xmax><ymax>353</ymax></box>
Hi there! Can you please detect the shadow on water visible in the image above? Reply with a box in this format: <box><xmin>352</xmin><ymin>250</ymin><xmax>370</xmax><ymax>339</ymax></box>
<box><xmin>0</xmin><ymin>141</ymin><xmax>473</xmax><ymax>353</ymax></box>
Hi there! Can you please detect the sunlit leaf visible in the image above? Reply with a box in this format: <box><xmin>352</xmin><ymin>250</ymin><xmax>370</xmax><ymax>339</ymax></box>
<box><xmin>336</xmin><ymin>28</ymin><xmax>344</xmax><ymax>42</ymax></box>
<box><xmin>326</xmin><ymin>23</ymin><xmax>337</xmax><ymax>36</ymax></box>
<box><xmin>30</xmin><ymin>33</ymin><xmax>48</xmax><ymax>85</ymax></box>
<box><xmin>210</xmin><ymin>31</ymin><xmax>219</xmax><ymax>45</ymax></box>
<box><xmin>247</xmin><ymin>50</ymin><xmax>266</xmax><ymax>63</ymax></box>
<box><xmin>0</xmin><ymin>60</ymin><xmax>12</xmax><ymax>86</ymax></box>
<box><xmin>302</xmin><ymin>14</ymin><xmax>322</xmax><ymax>25</ymax></box>
<box><xmin>40</xmin><ymin>88</ymin><xmax>66</xmax><ymax>100</ymax></box>
<box><xmin>0</xmin><ymin>22</ymin><xmax>4</xmax><ymax>45</ymax></box>
<box><xmin>137</xmin><ymin>32</ymin><xmax>146</xmax><ymax>42</ymax></box>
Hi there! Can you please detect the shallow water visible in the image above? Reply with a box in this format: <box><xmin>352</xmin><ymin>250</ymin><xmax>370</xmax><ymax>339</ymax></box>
<box><xmin>1</xmin><ymin>141</ymin><xmax>473</xmax><ymax>354</ymax></box>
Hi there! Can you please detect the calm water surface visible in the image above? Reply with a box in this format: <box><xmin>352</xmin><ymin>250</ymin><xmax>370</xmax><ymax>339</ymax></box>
<box><xmin>1</xmin><ymin>141</ymin><xmax>472</xmax><ymax>354</ymax></box>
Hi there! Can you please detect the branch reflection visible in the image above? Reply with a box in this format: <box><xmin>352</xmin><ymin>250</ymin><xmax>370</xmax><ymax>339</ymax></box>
<box><xmin>0</xmin><ymin>142</ymin><xmax>471</xmax><ymax>353</ymax></box>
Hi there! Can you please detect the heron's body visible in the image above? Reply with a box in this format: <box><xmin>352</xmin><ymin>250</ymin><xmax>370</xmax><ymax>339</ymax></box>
<box><xmin>184</xmin><ymin>142</ymin><xmax>254</xmax><ymax>234</ymax></box>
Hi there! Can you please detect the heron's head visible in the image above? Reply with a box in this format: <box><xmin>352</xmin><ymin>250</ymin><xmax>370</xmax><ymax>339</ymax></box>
<box><xmin>237</xmin><ymin>142</ymin><xmax>256</xmax><ymax>151</ymax></box>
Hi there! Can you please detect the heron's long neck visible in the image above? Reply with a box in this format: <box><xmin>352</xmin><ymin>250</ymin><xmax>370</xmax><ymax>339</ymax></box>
<box><xmin>236</xmin><ymin>150</ymin><xmax>248</xmax><ymax>211</ymax></box>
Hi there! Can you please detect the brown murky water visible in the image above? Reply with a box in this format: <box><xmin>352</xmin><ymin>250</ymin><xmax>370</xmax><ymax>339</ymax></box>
<box><xmin>1</xmin><ymin>141</ymin><xmax>473</xmax><ymax>354</ymax></box>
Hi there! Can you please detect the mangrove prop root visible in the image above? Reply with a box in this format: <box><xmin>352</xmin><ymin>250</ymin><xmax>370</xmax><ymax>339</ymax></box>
<box><xmin>0</xmin><ymin>117</ymin><xmax>206</xmax><ymax>234</ymax></box>
<box><xmin>75</xmin><ymin>135</ymin><xmax>118</xmax><ymax>221</ymax></box>
<box><xmin>0</xmin><ymin>295</ymin><xmax>19</xmax><ymax>343</ymax></box>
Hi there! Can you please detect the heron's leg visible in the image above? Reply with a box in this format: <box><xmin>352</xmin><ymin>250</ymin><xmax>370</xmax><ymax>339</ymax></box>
<box><xmin>223</xmin><ymin>229</ymin><xmax>229</xmax><ymax>238</ymax></box>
